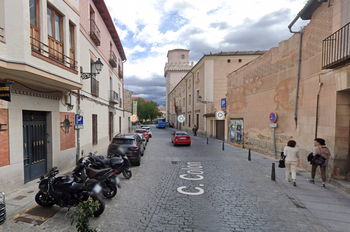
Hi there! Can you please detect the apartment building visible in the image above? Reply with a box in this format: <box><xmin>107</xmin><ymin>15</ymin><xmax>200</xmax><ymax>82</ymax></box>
<box><xmin>78</xmin><ymin>0</ymin><xmax>130</xmax><ymax>155</ymax></box>
<box><xmin>226</xmin><ymin>0</ymin><xmax>350</xmax><ymax>180</ymax></box>
<box><xmin>168</xmin><ymin>51</ymin><xmax>265</xmax><ymax>139</ymax></box>
<box><xmin>0</xmin><ymin>0</ymin><xmax>81</xmax><ymax>193</ymax></box>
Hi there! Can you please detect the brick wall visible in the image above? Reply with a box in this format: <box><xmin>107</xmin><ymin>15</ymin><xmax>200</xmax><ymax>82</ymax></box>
<box><xmin>0</xmin><ymin>109</ymin><xmax>9</xmax><ymax>167</ymax></box>
<box><xmin>60</xmin><ymin>112</ymin><xmax>75</xmax><ymax>151</ymax></box>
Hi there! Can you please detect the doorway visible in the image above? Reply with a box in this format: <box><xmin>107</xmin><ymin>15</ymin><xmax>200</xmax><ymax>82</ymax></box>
<box><xmin>23</xmin><ymin>111</ymin><xmax>47</xmax><ymax>183</ymax></box>
<box><xmin>216</xmin><ymin>120</ymin><xmax>225</xmax><ymax>141</ymax></box>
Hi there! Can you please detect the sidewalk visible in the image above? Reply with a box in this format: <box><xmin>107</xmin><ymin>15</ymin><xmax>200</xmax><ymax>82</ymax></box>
<box><xmin>189</xmin><ymin>133</ymin><xmax>350</xmax><ymax>232</ymax></box>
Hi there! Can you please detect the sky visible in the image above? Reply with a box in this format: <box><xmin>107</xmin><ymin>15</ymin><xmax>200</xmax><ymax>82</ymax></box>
<box><xmin>105</xmin><ymin>0</ymin><xmax>310</xmax><ymax>107</ymax></box>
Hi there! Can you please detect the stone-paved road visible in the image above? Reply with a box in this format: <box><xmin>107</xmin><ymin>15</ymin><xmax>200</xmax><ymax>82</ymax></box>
<box><xmin>2</xmin><ymin>126</ymin><xmax>327</xmax><ymax>231</ymax></box>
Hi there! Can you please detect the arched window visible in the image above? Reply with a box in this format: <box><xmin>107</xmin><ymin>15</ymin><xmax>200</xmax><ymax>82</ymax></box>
<box><xmin>181</xmin><ymin>54</ymin><xmax>185</xmax><ymax>59</ymax></box>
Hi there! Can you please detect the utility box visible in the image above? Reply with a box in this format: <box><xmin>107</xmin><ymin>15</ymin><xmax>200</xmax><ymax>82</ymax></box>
<box><xmin>65</xmin><ymin>94</ymin><xmax>76</xmax><ymax>106</ymax></box>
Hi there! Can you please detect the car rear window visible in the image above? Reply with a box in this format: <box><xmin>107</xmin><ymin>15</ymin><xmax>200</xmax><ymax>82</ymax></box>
<box><xmin>176</xmin><ymin>132</ymin><xmax>188</xmax><ymax>135</ymax></box>
<box><xmin>135</xmin><ymin>130</ymin><xmax>146</xmax><ymax>133</ymax></box>
<box><xmin>112</xmin><ymin>139</ymin><xmax>134</xmax><ymax>145</ymax></box>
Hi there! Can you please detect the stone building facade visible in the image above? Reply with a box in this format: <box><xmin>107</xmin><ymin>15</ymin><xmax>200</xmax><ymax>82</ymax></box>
<box><xmin>227</xmin><ymin>0</ymin><xmax>350</xmax><ymax>180</ymax></box>
<box><xmin>168</xmin><ymin>52</ymin><xmax>265</xmax><ymax>138</ymax></box>
<box><xmin>124</xmin><ymin>89</ymin><xmax>133</xmax><ymax>113</ymax></box>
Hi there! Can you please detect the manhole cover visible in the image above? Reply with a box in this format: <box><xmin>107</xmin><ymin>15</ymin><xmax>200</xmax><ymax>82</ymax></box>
<box><xmin>14</xmin><ymin>205</ymin><xmax>60</xmax><ymax>225</ymax></box>
<box><xmin>13</xmin><ymin>196</ymin><xmax>26</xmax><ymax>200</ymax></box>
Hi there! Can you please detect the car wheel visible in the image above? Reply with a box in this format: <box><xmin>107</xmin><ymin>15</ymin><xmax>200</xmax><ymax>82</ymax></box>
<box><xmin>134</xmin><ymin>160</ymin><xmax>141</xmax><ymax>166</ymax></box>
<box><xmin>188</xmin><ymin>143</ymin><xmax>191</xmax><ymax>146</ymax></box>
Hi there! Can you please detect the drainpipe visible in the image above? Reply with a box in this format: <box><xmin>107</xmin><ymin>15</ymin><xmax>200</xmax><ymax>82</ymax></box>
<box><xmin>288</xmin><ymin>15</ymin><xmax>304</xmax><ymax>127</ymax></box>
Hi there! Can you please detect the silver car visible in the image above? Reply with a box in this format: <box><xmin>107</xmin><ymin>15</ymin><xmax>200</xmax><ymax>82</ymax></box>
<box><xmin>141</xmin><ymin>126</ymin><xmax>152</xmax><ymax>138</ymax></box>
<box><xmin>136</xmin><ymin>133</ymin><xmax>147</xmax><ymax>155</ymax></box>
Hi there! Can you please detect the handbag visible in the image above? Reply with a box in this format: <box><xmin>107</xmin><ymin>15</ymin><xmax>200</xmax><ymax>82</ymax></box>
<box><xmin>313</xmin><ymin>154</ymin><xmax>326</xmax><ymax>166</ymax></box>
<box><xmin>278</xmin><ymin>159</ymin><xmax>285</xmax><ymax>168</ymax></box>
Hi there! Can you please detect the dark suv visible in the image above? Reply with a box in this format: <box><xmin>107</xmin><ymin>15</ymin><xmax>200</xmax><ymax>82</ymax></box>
<box><xmin>108</xmin><ymin>134</ymin><xmax>143</xmax><ymax>166</ymax></box>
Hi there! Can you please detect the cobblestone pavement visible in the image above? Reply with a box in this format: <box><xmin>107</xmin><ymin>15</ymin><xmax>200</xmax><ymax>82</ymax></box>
<box><xmin>1</xmin><ymin>126</ymin><xmax>330</xmax><ymax>231</ymax></box>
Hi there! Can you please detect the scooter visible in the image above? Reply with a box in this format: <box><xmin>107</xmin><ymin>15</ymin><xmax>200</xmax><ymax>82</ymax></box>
<box><xmin>35</xmin><ymin>167</ymin><xmax>105</xmax><ymax>217</ymax></box>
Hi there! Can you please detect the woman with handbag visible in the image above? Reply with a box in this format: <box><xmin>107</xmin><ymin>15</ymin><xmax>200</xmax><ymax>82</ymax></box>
<box><xmin>284</xmin><ymin>140</ymin><xmax>299</xmax><ymax>186</ymax></box>
<box><xmin>307</xmin><ymin>138</ymin><xmax>331</xmax><ymax>187</ymax></box>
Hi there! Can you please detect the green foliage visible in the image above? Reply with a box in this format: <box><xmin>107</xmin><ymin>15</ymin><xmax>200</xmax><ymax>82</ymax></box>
<box><xmin>70</xmin><ymin>197</ymin><xmax>99</xmax><ymax>232</ymax></box>
<box><xmin>132</xmin><ymin>98</ymin><xmax>160</xmax><ymax>121</ymax></box>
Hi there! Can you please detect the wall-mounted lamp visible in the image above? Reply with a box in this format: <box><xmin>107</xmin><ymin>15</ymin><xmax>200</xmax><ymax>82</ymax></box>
<box><xmin>198</xmin><ymin>95</ymin><xmax>211</xmax><ymax>104</ymax></box>
<box><xmin>80</xmin><ymin>58</ymin><xmax>104</xmax><ymax>80</ymax></box>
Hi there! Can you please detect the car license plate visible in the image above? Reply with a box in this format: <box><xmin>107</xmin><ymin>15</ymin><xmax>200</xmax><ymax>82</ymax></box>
<box><xmin>180</xmin><ymin>137</ymin><xmax>187</xmax><ymax>139</ymax></box>
<box><xmin>93</xmin><ymin>184</ymin><xmax>102</xmax><ymax>194</ymax></box>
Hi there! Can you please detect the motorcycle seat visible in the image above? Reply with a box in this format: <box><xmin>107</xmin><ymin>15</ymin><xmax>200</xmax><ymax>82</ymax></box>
<box><xmin>87</xmin><ymin>167</ymin><xmax>112</xmax><ymax>179</ymax></box>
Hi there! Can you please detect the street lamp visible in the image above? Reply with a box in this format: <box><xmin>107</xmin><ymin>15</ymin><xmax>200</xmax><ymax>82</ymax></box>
<box><xmin>198</xmin><ymin>95</ymin><xmax>210</xmax><ymax>104</ymax></box>
<box><xmin>80</xmin><ymin>58</ymin><xmax>104</xmax><ymax>79</ymax></box>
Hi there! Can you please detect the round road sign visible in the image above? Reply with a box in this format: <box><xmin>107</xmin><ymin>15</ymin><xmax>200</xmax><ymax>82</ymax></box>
<box><xmin>131</xmin><ymin>115</ymin><xmax>138</xmax><ymax>122</ymax></box>
<box><xmin>178</xmin><ymin>115</ymin><xmax>185</xmax><ymax>123</ymax></box>
<box><xmin>215</xmin><ymin>110</ymin><xmax>225</xmax><ymax>120</ymax></box>
<box><xmin>269</xmin><ymin>112</ymin><xmax>277</xmax><ymax>123</ymax></box>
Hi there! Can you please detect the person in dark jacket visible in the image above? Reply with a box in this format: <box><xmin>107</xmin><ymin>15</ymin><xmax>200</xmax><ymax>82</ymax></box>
<box><xmin>193</xmin><ymin>125</ymin><xmax>197</xmax><ymax>136</ymax></box>
<box><xmin>307</xmin><ymin>138</ymin><xmax>331</xmax><ymax>187</ymax></box>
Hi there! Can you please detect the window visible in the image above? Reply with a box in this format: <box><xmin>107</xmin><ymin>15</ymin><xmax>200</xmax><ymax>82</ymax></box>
<box><xmin>47</xmin><ymin>6</ymin><xmax>63</xmax><ymax>62</ymax></box>
<box><xmin>189</xmin><ymin>115</ymin><xmax>191</xmax><ymax>127</ymax></box>
<box><xmin>227</xmin><ymin>59</ymin><xmax>231</xmax><ymax>63</ymax></box>
<box><xmin>181</xmin><ymin>54</ymin><xmax>185</xmax><ymax>59</ymax></box>
<box><xmin>91</xmin><ymin>61</ymin><xmax>99</xmax><ymax>96</ymax></box>
<box><xmin>92</xmin><ymin>114</ymin><xmax>98</xmax><ymax>146</ymax></box>
<box><xmin>183</xmin><ymin>98</ymin><xmax>185</xmax><ymax>107</ymax></box>
<box><xmin>189</xmin><ymin>94</ymin><xmax>191</xmax><ymax>105</ymax></box>
<box><xmin>197</xmin><ymin>90</ymin><xmax>200</xmax><ymax>102</ymax></box>
<box><xmin>238</xmin><ymin>59</ymin><xmax>242</xmax><ymax>63</ymax></box>
<box><xmin>188</xmin><ymin>78</ymin><xmax>191</xmax><ymax>88</ymax></box>
<box><xmin>196</xmin><ymin>71</ymin><xmax>200</xmax><ymax>82</ymax></box>
<box><xmin>30</xmin><ymin>0</ymin><xmax>40</xmax><ymax>50</ymax></box>
<box><xmin>69</xmin><ymin>22</ymin><xmax>75</xmax><ymax>68</ymax></box>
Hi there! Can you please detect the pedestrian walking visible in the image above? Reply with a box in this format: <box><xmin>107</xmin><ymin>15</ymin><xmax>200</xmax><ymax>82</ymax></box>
<box><xmin>284</xmin><ymin>140</ymin><xmax>299</xmax><ymax>186</ymax></box>
<box><xmin>193</xmin><ymin>125</ymin><xmax>197</xmax><ymax>136</ymax></box>
<box><xmin>307</xmin><ymin>138</ymin><xmax>331</xmax><ymax>187</ymax></box>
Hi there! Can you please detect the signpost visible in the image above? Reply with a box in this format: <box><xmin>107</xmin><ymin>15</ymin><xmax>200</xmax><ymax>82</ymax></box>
<box><xmin>269</xmin><ymin>112</ymin><xmax>277</xmax><ymax>159</ymax></box>
<box><xmin>133</xmin><ymin>101</ymin><xmax>137</xmax><ymax>116</ymax></box>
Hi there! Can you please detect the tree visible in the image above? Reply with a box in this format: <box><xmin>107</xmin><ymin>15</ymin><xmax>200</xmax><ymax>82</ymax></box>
<box><xmin>132</xmin><ymin>98</ymin><xmax>159</xmax><ymax>121</ymax></box>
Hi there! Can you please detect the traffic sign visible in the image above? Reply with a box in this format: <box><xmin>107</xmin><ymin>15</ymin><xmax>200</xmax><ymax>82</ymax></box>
<box><xmin>178</xmin><ymin>115</ymin><xmax>185</xmax><ymax>123</ymax></box>
<box><xmin>215</xmin><ymin>110</ymin><xmax>225</xmax><ymax>120</ymax></box>
<box><xmin>75</xmin><ymin>114</ymin><xmax>83</xmax><ymax>125</ymax></box>
<box><xmin>131</xmin><ymin>115</ymin><xmax>138</xmax><ymax>122</ymax></box>
<box><xmin>221</xmin><ymin>98</ymin><xmax>226</xmax><ymax>110</ymax></box>
<box><xmin>269</xmin><ymin>123</ymin><xmax>277</xmax><ymax>128</ymax></box>
<box><xmin>269</xmin><ymin>112</ymin><xmax>277</xmax><ymax>123</ymax></box>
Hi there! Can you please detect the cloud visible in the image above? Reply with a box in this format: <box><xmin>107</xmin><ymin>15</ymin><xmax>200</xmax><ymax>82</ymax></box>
<box><xmin>209</xmin><ymin>22</ymin><xmax>231</xmax><ymax>30</ymax></box>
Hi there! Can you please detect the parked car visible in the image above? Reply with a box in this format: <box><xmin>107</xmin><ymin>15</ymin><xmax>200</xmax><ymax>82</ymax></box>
<box><xmin>171</xmin><ymin>131</ymin><xmax>191</xmax><ymax>146</ymax></box>
<box><xmin>135</xmin><ymin>129</ymin><xmax>149</xmax><ymax>142</ymax></box>
<box><xmin>136</xmin><ymin>133</ymin><xmax>147</xmax><ymax>154</ymax></box>
<box><xmin>140</xmin><ymin>126</ymin><xmax>152</xmax><ymax>137</ymax></box>
<box><xmin>108</xmin><ymin>134</ymin><xmax>143</xmax><ymax>166</ymax></box>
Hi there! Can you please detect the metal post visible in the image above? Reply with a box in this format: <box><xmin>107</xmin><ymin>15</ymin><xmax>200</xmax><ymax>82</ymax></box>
<box><xmin>76</xmin><ymin>90</ymin><xmax>81</xmax><ymax>163</ymax></box>
<box><xmin>222</xmin><ymin>141</ymin><xmax>224</xmax><ymax>151</ymax></box>
<box><xmin>248</xmin><ymin>149</ymin><xmax>251</xmax><ymax>161</ymax></box>
<box><xmin>273</xmin><ymin>127</ymin><xmax>277</xmax><ymax>159</ymax></box>
<box><xmin>271</xmin><ymin>163</ymin><xmax>276</xmax><ymax>181</ymax></box>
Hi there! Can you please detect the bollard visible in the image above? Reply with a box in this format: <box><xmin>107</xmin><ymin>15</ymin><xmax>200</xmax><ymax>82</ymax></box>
<box><xmin>271</xmin><ymin>163</ymin><xmax>276</xmax><ymax>181</ymax></box>
<box><xmin>207</xmin><ymin>137</ymin><xmax>208</xmax><ymax>144</ymax></box>
<box><xmin>248</xmin><ymin>149</ymin><xmax>251</xmax><ymax>161</ymax></box>
<box><xmin>222</xmin><ymin>141</ymin><xmax>224</xmax><ymax>151</ymax></box>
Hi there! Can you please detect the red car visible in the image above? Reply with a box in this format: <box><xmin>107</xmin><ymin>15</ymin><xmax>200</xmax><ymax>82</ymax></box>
<box><xmin>135</xmin><ymin>129</ymin><xmax>149</xmax><ymax>142</ymax></box>
<box><xmin>171</xmin><ymin>131</ymin><xmax>191</xmax><ymax>146</ymax></box>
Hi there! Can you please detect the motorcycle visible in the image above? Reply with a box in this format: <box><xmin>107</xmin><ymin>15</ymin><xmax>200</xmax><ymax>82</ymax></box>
<box><xmin>35</xmin><ymin>167</ymin><xmax>105</xmax><ymax>217</ymax></box>
<box><xmin>88</xmin><ymin>150</ymin><xmax>132</xmax><ymax>179</ymax></box>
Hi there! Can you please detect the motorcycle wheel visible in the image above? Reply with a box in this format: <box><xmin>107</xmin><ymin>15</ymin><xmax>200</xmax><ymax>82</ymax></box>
<box><xmin>89</xmin><ymin>193</ymin><xmax>105</xmax><ymax>217</ymax></box>
<box><xmin>102</xmin><ymin>181</ymin><xmax>117</xmax><ymax>199</ymax></box>
<box><xmin>35</xmin><ymin>191</ymin><xmax>55</xmax><ymax>207</ymax></box>
<box><xmin>122</xmin><ymin>170</ymin><xmax>132</xmax><ymax>179</ymax></box>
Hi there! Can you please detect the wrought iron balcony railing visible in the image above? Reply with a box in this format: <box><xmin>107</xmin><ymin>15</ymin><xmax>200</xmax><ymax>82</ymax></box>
<box><xmin>30</xmin><ymin>36</ymin><xmax>77</xmax><ymax>70</ymax></box>
<box><xmin>118</xmin><ymin>65</ymin><xmax>123</xmax><ymax>79</ymax></box>
<box><xmin>90</xmin><ymin>19</ymin><xmax>101</xmax><ymax>46</ymax></box>
<box><xmin>109</xmin><ymin>51</ymin><xmax>117</xmax><ymax>68</ymax></box>
<box><xmin>322</xmin><ymin>22</ymin><xmax>350</xmax><ymax>69</ymax></box>
<box><xmin>0</xmin><ymin>27</ymin><xmax>4</xmax><ymax>42</ymax></box>
<box><xmin>109</xmin><ymin>90</ymin><xmax>119</xmax><ymax>104</ymax></box>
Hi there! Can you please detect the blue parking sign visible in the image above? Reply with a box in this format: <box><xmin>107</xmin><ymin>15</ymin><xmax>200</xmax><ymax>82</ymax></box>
<box><xmin>75</xmin><ymin>114</ymin><xmax>83</xmax><ymax>125</ymax></box>
<box><xmin>221</xmin><ymin>98</ymin><xmax>226</xmax><ymax>110</ymax></box>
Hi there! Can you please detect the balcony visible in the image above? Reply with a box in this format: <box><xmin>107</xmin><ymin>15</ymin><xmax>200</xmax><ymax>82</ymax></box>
<box><xmin>109</xmin><ymin>51</ymin><xmax>117</xmax><ymax>68</ymax></box>
<box><xmin>322</xmin><ymin>22</ymin><xmax>350</xmax><ymax>69</ymax></box>
<box><xmin>109</xmin><ymin>90</ymin><xmax>119</xmax><ymax>104</ymax></box>
<box><xmin>91</xmin><ymin>78</ymin><xmax>99</xmax><ymax>97</ymax></box>
<box><xmin>118</xmin><ymin>66</ymin><xmax>123</xmax><ymax>79</ymax></box>
<box><xmin>0</xmin><ymin>27</ymin><xmax>4</xmax><ymax>42</ymax></box>
<box><xmin>30</xmin><ymin>36</ymin><xmax>77</xmax><ymax>70</ymax></box>
<box><xmin>90</xmin><ymin>19</ymin><xmax>101</xmax><ymax>46</ymax></box>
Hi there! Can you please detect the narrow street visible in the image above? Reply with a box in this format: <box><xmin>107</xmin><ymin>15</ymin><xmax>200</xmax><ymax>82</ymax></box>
<box><xmin>3</xmin><ymin>125</ymin><xmax>350</xmax><ymax>231</ymax></box>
